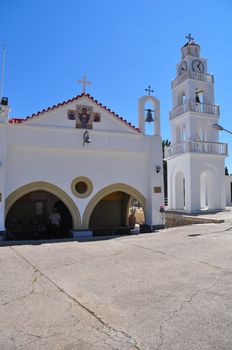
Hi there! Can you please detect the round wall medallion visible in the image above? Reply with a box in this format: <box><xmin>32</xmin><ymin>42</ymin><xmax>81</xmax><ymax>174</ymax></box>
<box><xmin>71</xmin><ymin>177</ymin><xmax>93</xmax><ymax>198</ymax></box>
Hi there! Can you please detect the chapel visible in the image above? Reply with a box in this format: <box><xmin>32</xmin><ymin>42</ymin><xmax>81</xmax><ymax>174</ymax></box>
<box><xmin>0</xmin><ymin>78</ymin><xmax>164</xmax><ymax>238</ymax></box>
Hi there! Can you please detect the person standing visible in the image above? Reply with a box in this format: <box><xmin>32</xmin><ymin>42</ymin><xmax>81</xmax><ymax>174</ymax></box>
<box><xmin>49</xmin><ymin>208</ymin><xmax>61</xmax><ymax>238</ymax></box>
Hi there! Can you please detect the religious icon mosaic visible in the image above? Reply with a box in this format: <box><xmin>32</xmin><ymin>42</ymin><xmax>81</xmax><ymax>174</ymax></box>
<box><xmin>67</xmin><ymin>104</ymin><xmax>101</xmax><ymax>129</ymax></box>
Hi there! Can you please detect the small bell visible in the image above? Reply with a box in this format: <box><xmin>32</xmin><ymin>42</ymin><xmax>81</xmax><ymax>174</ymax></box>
<box><xmin>145</xmin><ymin>109</ymin><xmax>154</xmax><ymax>123</ymax></box>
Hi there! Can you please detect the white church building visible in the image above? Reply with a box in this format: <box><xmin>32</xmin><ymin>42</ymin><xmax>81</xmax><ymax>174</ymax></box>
<box><xmin>0</xmin><ymin>35</ymin><xmax>231</xmax><ymax>239</ymax></box>
<box><xmin>0</xmin><ymin>80</ymin><xmax>164</xmax><ymax>237</ymax></box>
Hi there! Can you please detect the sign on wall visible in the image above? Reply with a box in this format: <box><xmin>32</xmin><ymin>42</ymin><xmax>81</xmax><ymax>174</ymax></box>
<box><xmin>154</xmin><ymin>187</ymin><xmax>162</xmax><ymax>193</ymax></box>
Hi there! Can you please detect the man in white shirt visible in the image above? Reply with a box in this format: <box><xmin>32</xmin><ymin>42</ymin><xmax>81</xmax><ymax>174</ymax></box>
<box><xmin>49</xmin><ymin>208</ymin><xmax>61</xmax><ymax>237</ymax></box>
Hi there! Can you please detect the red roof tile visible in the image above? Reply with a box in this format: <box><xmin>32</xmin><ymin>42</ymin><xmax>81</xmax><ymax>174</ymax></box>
<box><xmin>9</xmin><ymin>93</ymin><xmax>140</xmax><ymax>133</ymax></box>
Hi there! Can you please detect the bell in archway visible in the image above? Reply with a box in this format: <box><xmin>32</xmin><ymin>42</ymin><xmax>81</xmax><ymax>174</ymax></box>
<box><xmin>145</xmin><ymin>109</ymin><xmax>154</xmax><ymax>123</ymax></box>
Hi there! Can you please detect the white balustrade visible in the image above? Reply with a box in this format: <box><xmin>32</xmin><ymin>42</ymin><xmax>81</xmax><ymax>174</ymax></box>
<box><xmin>169</xmin><ymin>100</ymin><xmax>220</xmax><ymax>119</ymax></box>
<box><xmin>172</xmin><ymin>71</ymin><xmax>214</xmax><ymax>89</ymax></box>
<box><xmin>165</xmin><ymin>140</ymin><xmax>228</xmax><ymax>158</ymax></box>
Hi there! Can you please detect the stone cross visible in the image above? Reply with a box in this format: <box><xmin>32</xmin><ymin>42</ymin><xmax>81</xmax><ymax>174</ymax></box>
<box><xmin>185</xmin><ymin>33</ymin><xmax>194</xmax><ymax>42</ymax></box>
<box><xmin>78</xmin><ymin>75</ymin><xmax>91</xmax><ymax>93</ymax></box>
<box><xmin>145</xmin><ymin>85</ymin><xmax>154</xmax><ymax>96</ymax></box>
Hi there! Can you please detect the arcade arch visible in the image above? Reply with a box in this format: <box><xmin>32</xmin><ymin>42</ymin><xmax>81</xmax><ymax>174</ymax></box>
<box><xmin>82</xmin><ymin>183</ymin><xmax>146</xmax><ymax>230</ymax></box>
<box><xmin>5</xmin><ymin>182</ymin><xmax>81</xmax><ymax>231</ymax></box>
<box><xmin>175</xmin><ymin>171</ymin><xmax>185</xmax><ymax>210</ymax></box>
<box><xmin>200</xmin><ymin>168</ymin><xmax>219</xmax><ymax>210</ymax></box>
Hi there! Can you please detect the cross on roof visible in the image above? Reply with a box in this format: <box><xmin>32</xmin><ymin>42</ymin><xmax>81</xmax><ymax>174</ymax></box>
<box><xmin>185</xmin><ymin>33</ymin><xmax>194</xmax><ymax>42</ymax></box>
<box><xmin>145</xmin><ymin>85</ymin><xmax>154</xmax><ymax>96</ymax></box>
<box><xmin>77</xmin><ymin>75</ymin><xmax>91</xmax><ymax>93</ymax></box>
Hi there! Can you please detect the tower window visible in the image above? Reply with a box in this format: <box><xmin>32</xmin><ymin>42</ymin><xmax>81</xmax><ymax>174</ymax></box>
<box><xmin>195</xmin><ymin>90</ymin><xmax>204</xmax><ymax>103</ymax></box>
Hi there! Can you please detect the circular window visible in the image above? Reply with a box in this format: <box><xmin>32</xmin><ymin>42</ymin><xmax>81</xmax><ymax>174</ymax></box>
<box><xmin>75</xmin><ymin>181</ymin><xmax>88</xmax><ymax>194</ymax></box>
<box><xmin>71</xmin><ymin>177</ymin><xmax>93</xmax><ymax>198</ymax></box>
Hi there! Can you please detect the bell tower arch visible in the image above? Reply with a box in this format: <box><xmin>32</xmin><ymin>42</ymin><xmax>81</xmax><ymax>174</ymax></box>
<box><xmin>138</xmin><ymin>92</ymin><xmax>160</xmax><ymax>136</ymax></box>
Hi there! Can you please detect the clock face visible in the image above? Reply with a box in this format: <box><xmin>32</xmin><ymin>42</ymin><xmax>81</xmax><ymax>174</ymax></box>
<box><xmin>192</xmin><ymin>59</ymin><xmax>204</xmax><ymax>73</ymax></box>
<box><xmin>178</xmin><ymin>61</ymin><xmax>187</xmax><ymax>76</ymax></box>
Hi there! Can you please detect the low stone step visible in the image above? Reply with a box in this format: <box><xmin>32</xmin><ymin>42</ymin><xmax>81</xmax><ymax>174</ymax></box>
<box><xmin>71</xmin><ymin>230</ymin><xmax>93</xmax><ymax>238</ymax></box>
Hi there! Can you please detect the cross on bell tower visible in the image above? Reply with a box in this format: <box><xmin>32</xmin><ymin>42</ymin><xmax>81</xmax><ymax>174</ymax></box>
<box><xmin>77</xmin><ymin>75</ymin><xmax>91</xmax><ymax>94</ymax></box>
<box><xmin>185</xmin><ymin>33</ymin><xmax>194</xmax><ymax>42</ymax></box>
<box><xmin>145</xmin><ymin>85</ymin><xmax>154</xmax><ymax>96</ymax></box>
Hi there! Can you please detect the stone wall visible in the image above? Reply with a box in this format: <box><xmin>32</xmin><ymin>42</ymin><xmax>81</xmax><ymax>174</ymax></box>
<box><xmin>165</xmin><ymin>212</ymin><xmax>224</xmax><ymax>228</ymax></box>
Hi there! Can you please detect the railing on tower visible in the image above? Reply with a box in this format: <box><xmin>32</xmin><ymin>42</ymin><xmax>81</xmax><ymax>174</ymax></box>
<box><xmin>169</xmin><ymin>100</ymin><xmax>220</xmax><ymax>119</ymax></box>
<box><xmin>171</xmin><ymin>71</ymin><xmax>214</xmax><ymax>89</ymax></box>
<box><xmin>165</xmin><ymin>140</ymin><xmax>228</xmax><ymax>158</ymax></box>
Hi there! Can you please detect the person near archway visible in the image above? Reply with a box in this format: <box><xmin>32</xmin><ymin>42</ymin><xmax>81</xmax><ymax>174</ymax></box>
<box><xmin>49</xmin><ymin>208</ymin><xmax>61</xmax><ymax>238</ymax></box>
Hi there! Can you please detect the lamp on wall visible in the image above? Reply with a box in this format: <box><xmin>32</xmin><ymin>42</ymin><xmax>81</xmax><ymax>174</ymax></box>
<box><xmin>156</xmin><ymin>165</ymin><xmax>161</xmax><ymax>173</ymax></box>
<box><xmin>1</xmin><ymin>97</ymin><xmax>8</xmax><ymax>106</ymax></box>
<box><xmin>83</xmin><ymin>130</ymin><xmax>91</xmax><ymax>146</ymax></box>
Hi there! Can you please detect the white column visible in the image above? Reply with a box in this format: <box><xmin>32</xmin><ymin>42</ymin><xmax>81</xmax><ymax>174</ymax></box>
<box><xmin>147</xmin><ymin>136</ymin><xmax>164</xmax><ymax>226</ymax></box>
<box><xmin>0</xmin><ymin>123</ymin><xmax>7</xmax><ymax>232</ymax></box>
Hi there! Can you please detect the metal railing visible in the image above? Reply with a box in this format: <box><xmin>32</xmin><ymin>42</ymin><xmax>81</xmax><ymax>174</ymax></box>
<box><xmin>172</xmin><ymin>71</ymin><xmax>214</xmax><ymax>89</ymax></box>
<box><xmin>165</xmin><ymin>140</ymin><xmax>228</xmax><ymax>158</ymax></box>
<box><xmin>169</xmin><ymin>100</ymin><xmax>220</xmax><ymax>119</ymax></box>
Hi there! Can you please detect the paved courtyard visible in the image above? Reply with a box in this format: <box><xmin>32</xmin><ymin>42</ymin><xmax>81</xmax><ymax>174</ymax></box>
<box><xmin>1</xmin><ymin>217</ymin><xmax>232</xmax><ymax>349</ymax></box>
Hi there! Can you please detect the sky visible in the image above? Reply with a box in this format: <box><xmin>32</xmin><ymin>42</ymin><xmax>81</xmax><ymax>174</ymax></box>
<box><xmin>1</xmin><ymin>0</ymin><xmax>232</xmax><ymax>172</ymax></box>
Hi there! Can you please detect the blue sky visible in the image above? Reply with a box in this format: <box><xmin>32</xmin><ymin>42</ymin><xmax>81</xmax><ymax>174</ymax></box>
<box><xmin>1</xmin><ymin>0</ymin><xmax>232</xmax><ymax>172</ymax></box>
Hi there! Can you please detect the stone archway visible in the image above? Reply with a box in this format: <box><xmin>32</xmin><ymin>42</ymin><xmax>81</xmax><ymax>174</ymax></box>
<box><xmin>5</xmin><ymin>182</ymin><xmax>81</xmax><ymax>230</ymax></box>
<box><xmin>174</xmin><ymin>171</ymin><xmax>185</xmax><ymax>210</ymax></box>
<box><xmin>82</xmin><ymin>183</ymin><xmax>146</xmax><ymax>230</ymax></box>
<box><xmin>200</xmin><ymin>167</ymin><xmax>219</xmax><ymax>210</ymax></box>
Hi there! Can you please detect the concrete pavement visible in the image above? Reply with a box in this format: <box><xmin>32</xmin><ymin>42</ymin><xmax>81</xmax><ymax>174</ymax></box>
<box><xmin>1</xmin><ymin>220</ymin><xmax>232</xmax><ymax>349</ymax></box>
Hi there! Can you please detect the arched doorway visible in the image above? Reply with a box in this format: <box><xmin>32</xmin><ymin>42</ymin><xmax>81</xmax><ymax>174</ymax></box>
<box><xmin>174</xmin><ymin>171</ymin><xmax>185</xmax><ymax>210</ymax></box>
<box><xmin>5</xmin><ymin>182</ymin><xmax>81</xmax><ymax>239</ymax></box>
<box><xmin>200</xmin><ymin>172</ymin><xmax>208</xmax><ymax>209</ymax></box>
<box><xmin>200</xmin><ymin>169</ymin><xmax>219</xmax><ymax>210</ymax></box>
<box><xmin>5</xmin><ymin>190</ymin><xmax>73</xmax><ymax>239</ymax></box>
<box><xmin>82</xmin><ymin>183</ymin><xmax>146</xmax><ymax>234</ymax></box>
<box><xmin>89</xmin><ymin>191</ymin><xmax>130</xmax><ymax>234</ymax></box>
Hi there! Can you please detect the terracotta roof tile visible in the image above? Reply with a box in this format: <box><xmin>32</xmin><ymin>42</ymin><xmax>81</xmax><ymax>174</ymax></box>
<box><xmin>9</xmin><ymin>93</ymin><xmax>140</xmax><ymax>133</ymax></box>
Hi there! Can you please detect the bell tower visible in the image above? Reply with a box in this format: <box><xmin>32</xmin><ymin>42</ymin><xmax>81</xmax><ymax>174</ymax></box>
<box><xmin>165</xmin><ymin>35</ymin><xmax>227</xmax><ymax>212</ymax></box>
<box><xmin>137</xmin><ymin>88</ymin><xmax>164</xmax><ymax>226</ymax></box>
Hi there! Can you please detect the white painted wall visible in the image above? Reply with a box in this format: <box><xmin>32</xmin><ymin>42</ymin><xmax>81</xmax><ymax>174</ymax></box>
<box><xmin>0</xmin><ymin>95</ymin><xmax>164</xmax><ymax>231</ymax></box>
<box><xmin>226</xmin><ymin>175</ymin><xmax>232</xmax><ymax>205</ymax></box>
<box><xmin>168</xmin><ymin>153</ymin><xmax>226</xmax><ymax>211</ymax></box>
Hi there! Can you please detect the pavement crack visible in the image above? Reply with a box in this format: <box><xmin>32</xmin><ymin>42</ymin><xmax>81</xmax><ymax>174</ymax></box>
<box><xmin>2</xmin><ymin>293</ymin><xmax>35</xmax><ymax>306</ymax></box>
<box><xmin>196</xmin><ymin>260</ymin><xmax>224</xmax><ymax>270</ymax></box>
<box><xmin>10</xmin><ymin>246</ymin><xmax>141</xmax><ymax>350</ymax></box>
<box><xmin>126</xmin><ymin>242</ymin><xmax>231</xmax><ymax>273</ymax></box>
<box><xmin>156</xmin><ymin>271</ymin><xmax>231</xmax><ymax>350</ymax></box>
<box><xmin>126</xmin><ymin>243</ymin><xmax>166</xmax><ymax>255</ymax></box>
<box><xmin>2</xmin><ymin>267</ymin><xmax>40</xmax><ymax>306</ymax></box>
